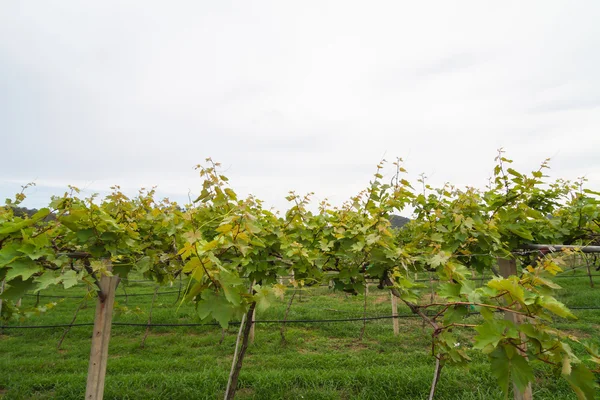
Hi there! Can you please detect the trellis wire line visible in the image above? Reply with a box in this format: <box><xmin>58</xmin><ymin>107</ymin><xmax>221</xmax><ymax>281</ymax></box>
<box><xmin>413</xmin><ymin>274</ymin><xmax>600</xmax><ymax>283</ymax></box>
<box><xmin>557</xmin><ymin>264</ymin><xmax>592</xmax><ymax>274</ymax></box>
<box><xmin>23</xmin><ymin>290</ymin><xmax>182</xmax><ymax>299</ymax></box>
<box><xmin>26</xmin><ymin>289</ymin><xmax>257</xmax><ymax>299</ymax></box>
<box><xmin>101</xmin><ymin>267</ymin><xmax>599</xmax><ymax>285</ymax></box>
<box><xmin>21</xmin><ymin>286</ymin><xmax>351</xmax><ymax>301</ymax></box>
<box><xmin>19</xmin><ymin>289</ymin><xmax>413</xmax><ymax>301</ymax></box>
<box><xmin>452</xmin><ymin>249</ymin><xmax>541</xmax><ymax>258</ymax></box>
<box><xmin>0</xmin><ymin>314</ymin><xmax>421</xmax><ymax>330</ymax></box>
<box><xmin>555</xmin><ymin>274</ymin><xmax>600</xmax><ymax>279</ymax></box>
<box><xmin>23</xmin><ymin>293</ymin><xmax>89</xmax><ymax>299</ymax></box>
<box><xmin>116</xmin><ymin>290</ymin><xmax>180</xmax><ymax>297</ymax></box>
<box><xmin>2</xmin><ymin>306</ymin><xmax>599</xmax><ymax>330</ymax></box>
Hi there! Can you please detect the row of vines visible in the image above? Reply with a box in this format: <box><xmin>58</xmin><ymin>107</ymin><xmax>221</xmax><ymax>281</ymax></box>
<box><xmin>1</xmin><ymin>151</ymin><xmax>599</xmax><ymax>399</ymax></box>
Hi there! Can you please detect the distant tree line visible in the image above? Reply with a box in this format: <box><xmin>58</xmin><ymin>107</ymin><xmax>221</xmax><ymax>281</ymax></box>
<box><xmin>389</xmin><ymin>214</ymin><xmax>410</xmax><ymax>229</ymax></box>
<box><xmin>12</xmin><ymin>205</ymin><xmax>408</xmax><ymax>228</ymax></box>
<box><xmin>12</xmin><ymin>206</ymin><xmax>56</xmax><ymax>221</ymax></box>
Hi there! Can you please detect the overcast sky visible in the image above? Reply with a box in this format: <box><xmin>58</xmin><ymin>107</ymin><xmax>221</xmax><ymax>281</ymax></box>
<box><xmin>1</xmin><ymin>1</ymin><xmax>599</xmax><ymax>213</ymax></box>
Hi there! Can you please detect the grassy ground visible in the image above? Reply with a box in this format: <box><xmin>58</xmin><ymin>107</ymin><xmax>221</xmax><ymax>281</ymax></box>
<box><xmin>1</xmin><ymin>268</ymin><xmax>599</xmax><ymax>400</ymax></box>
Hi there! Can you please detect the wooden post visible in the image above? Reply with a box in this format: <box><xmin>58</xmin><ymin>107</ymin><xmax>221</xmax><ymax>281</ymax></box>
<box><xmin>359</xmin><ymin>284</ymin><xmax>368</xmax><ymax>340</ymax></box>
<box><xmin>249</xmin><ymin>280</ymin><xmax>256</xmax><ymax>344</ymax></box>
<box><xmin>498</xmin><ymin>258</ymin><xmax>533</xmax><ymax>400</ymax></box>
<box><xmin>85</xmin><ymin>265</ymin><xmax>119</xmax><ymax>400</ymax></box>
<box><xmin>584</xmin><ymin>254</ymin><xmax>595</xmax><ymax>288</ymax></box>
<box><xmin>391</xmin><ymin>293</ymin><xmax>399</xmax><ymax>336</ymax></box>
<box><xmin>224</xmin><ymin>303</ymin><xmax>256</xmax><ymax>400</ymax></box>
<box><xmin>0</xmin><ymin>280</ymin><xmax>4</xmax><ymax>317</ymax></box>
<box><xmin>249</xmin><ymin>308</ymin><xmax>256</xmax><ymax>344</ymax></box>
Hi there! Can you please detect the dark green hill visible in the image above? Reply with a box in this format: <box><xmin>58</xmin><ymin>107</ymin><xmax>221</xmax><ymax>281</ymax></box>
<box><xmin>389</xmin><ymin>215</ymin><xmax>410</xmax><ymax>229</ymax></box>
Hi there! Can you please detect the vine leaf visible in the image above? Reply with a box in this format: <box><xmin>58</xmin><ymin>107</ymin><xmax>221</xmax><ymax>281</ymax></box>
<box><xmin>474</xmin><ymin>319</ymin><xmax>505</xmax><ymax>352</ymax></box>
<box><xmin>253</xmin><ymin>285</ymin><xmax>274</xmax><ymax>312</ymax></box>
<box><xmin>0</xmin><ymin>277</ymin><xmax>36</xmax><ymax>300</ymax></box>
<box><xmin>196</xmin><ymin>290</ymin><xmax>236</xmax><ymax>329</ymax></box>
<box><xmin>5</xmin><ymin>258</ymin><xmax>40</xmax><ymax>281</ymax></box>
<box><xmin>61</xmin><ymin>270</ymin><xmax>80</xmax><ymax>289</ymax></box>
<box><xmin>539</xmin><ymin>296</ymin><xmax>576</xmax><ymax>319</ymax></box>
<box><xmin>490</xmin><ymin>345</ymin><xmax>534</xmax><ymax>397</ymax></box>
<box><xmin>488</xmin><ymin>277</ymin><xmax>525</xmax><ymax>303</ymax></box>
<box><xmin>33</xmin><ymin>271</ymin><xmax>62</xmax><ymax>292</ymax></box>
<box><xmin>563</xmin><ymin>363</ymin><xmax>598</xmax><ymax>400</ymax></box>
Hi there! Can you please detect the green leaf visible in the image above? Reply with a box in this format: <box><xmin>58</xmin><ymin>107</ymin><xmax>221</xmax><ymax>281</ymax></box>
<box><xmin>253</xmin><ymin>285</ymin><xmax>274</xmax><ymax>312</ymax></box>
<box><xmin>196</xmin><ymin>290</ymin><xmax>235</xmax><ymax>329</ymax></box>
<box><xmin>505</xmin><ymin>225</ymin><xmax>534</xmax><ymax>241</ymax></box>
<box><xmin>135</xmin><ymin>256</ymin><xmax>153</xmax><ymax>273</ymax></box>
<box><xmin>534</xmin><ymin>276</ymin><xmax>562</xmax><ymax>289</ymax></box>
<box><xmin>562</xmin><ymin>353</ymin><xmax>572</xmax><ymax>376</ymax></box>
<box><xmin>61</xmin><ymin>270</ymin><xmax>79</xmax><ymax>289</ymax></box>
<box><xmin>518</xmin><ymin>323</ymin><xmax>551</xmax><ymax>342</ymax></box>
<box><xmin>350</xmin><ymin>241</ymin><xmax>365</xmax><ymax>252</ymax></box>
<box><xmin>216</xmin><ymin>224</ymin><xmax>233</xmax><ymax>234</ymax></box>
<box><xmin>33</xmin><ymin>271</ymin><xmax>61</xmax><ymax>292</ymax></box>
<box><xmin>5</xmin><ymin>258</ymin><xmax>40</xmax><ymax>281</ymax></box>
<box><xmin>478</xmin><ymin>305</ymin><xmax>495</xmax><ymax>321</ymax></box>
<box><xmin>563</xmin><ymin>363</ymin><xmax>598</xmax><ymax>400</ymax></box>
<box><xmin>112</xmin><ymin>263</ymin><xmax>134</xmax><ymax>279</ymax></box>
<box><xmin>0</xmin><ymin>208</ymin><xmax>50</xmax><ymax>235</ymax></box>
<box><xmin>539</xmin><ymin>296</ymin><xmax>576</xmax><ymax>319</ymax></box>
<box><xmin>31</xmin><ymin>208</ymin><xmax>51</xmax><ymax>221</ymax></box>
<box><xmin>183</xmin><ymin>230</ymin><xmax>203</xmax><ymax>244</ymax></box>
<box><xmin>430</xmin><ymin>252</ymin><xmax>450</xmax><ymax>268</ymax></box>
<box><xmin>0</xmin><ymin>277</ymin><xmax>36</xmax><ymax>300</ymax></box>
<box><xmin>474</xmin><ymin>319</ymin><xmax>505</xmax><ymax>352</ymax></box>
<box><xmin>76</xmin><ymin>228</ymin><xmax>96</xmax><ymax>242</ymax></box>
<box><xmin>184</xmin><ymin>281</ymin><xmax>205</xmax><ymax>302</ymax></box>
<box><xmin>443</xmin><ymin>304</ymin><xmax>469</xmax><ymax>324</ymax></box>
<box><xmin>224</xmin><ymin>188</ymin><xmax>237</xmax><ymax>200</ymax></box>
<box><xmin>219</xmin><ymin>270</ymin><xmax>243</xmax><ymax>306</ymax></box>
<box><xmin>488</xmin><ymin>277</ymin><xmax>525</xmax><ymax>304</ymax></box>
<box><xmin>489</xmin><ymin>345</ymin><xmax>534</xmax><ymax>397</ymax></box>
<box><xmin>18</xmin><ymin>243</ymin><xmax>51</xmax><ymax>260</ymax></box>
<box><xmin>438</xmin><ymin>282</ymin><xmax>462</xmax><ymax>301</ymax></box>
<box><xmin>0</xmin><ymin>243</ymin><xmax>21</xmax><ymax>267</ymax></box>
<box><xmin>507</xmin><ymin>168</ymin><xmax>523</xmax><ymax>178</ymax></box>
<box><xmin>490</xmin><ymin>345</ymin><xmax>510</xmax><ymax>395</ymax></box>
<box><xmin>510</xmin><ymin>350</ymin><xmax>534</xmax><ymax>393</ymax></box>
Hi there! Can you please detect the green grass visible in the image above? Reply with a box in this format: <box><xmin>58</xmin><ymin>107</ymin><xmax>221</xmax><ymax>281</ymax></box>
<box><xmin>1</xmin><ymin>269</ymin><xmax>599</xmax><ymax>400</ymax></box>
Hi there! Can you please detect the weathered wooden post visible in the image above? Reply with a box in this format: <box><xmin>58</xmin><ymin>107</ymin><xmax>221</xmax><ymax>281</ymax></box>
<box><xmin>498</xmin><ymin>257</ymin><xmax>533</xmax><ymax>400</ymax></box>
<box><xmin>0</xmin><ymin>280</ymin><xmax>4</xmax><ymax>317</ymax></box>
<box><xmin>249</xmin><ymin>280</ymin><xmax>256</xmax><ymax>344</ymax></box>
<box><xmin>585</xmin><ymin>254</ymin><xmax>594</xmax><ymax>288</ymax></box>
<box><xmin>391</xmin><ymin>292</ymin><xmax>399</xmax><ymax>336</ymax></box>
<box><xmin>85</xmin><ymin>264</ymin><xmax>119</xmax><ymax>400</ymax></box>
<box><xmin>249</xmin><ymin>308</ymin><xmax>256</xmax><ymax>344</ymax></box>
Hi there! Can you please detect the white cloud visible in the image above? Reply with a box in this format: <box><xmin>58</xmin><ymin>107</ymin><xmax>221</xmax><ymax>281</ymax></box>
<box><xmin>1</xmin><ymin>1</ymin><xmax>599</xmax><ymax>212</ymax></box>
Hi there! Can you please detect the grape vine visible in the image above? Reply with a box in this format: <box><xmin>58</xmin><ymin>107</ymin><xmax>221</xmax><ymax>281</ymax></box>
<box><xmin>1</xmin><ymin>152</ymin><xmax>599</xmax><ymax>399</ymax></box>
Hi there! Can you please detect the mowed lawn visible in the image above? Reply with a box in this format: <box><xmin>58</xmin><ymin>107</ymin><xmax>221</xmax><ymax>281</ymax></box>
<box><xmin>1</xmin><ymin>269</ymin><xmax>599</xmax><ymax>400</ymax></box>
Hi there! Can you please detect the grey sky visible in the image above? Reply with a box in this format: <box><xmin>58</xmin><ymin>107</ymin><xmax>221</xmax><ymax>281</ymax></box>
<box><xmin>1</xmin><ymin>1</ymin><xmax>599</xmax><ymax>212</ymax></box>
